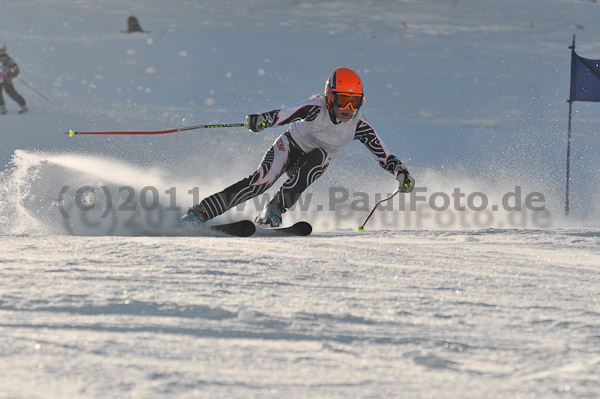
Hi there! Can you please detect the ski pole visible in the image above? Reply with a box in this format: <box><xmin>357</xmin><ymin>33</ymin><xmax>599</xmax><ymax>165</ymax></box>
<box><xmin>16</xmin><ymin>77</ymin><xmax>53</xmax><ymax>104</ymax></box>
<box><xmin>358</xmin><ymin>188</ymin><xmax>400</xmax><ymax>232</ymax></box>
<box><xmin>65</xmin><ymin>123</ymin><xmax>247</xmax><ymax>137</ymax></box>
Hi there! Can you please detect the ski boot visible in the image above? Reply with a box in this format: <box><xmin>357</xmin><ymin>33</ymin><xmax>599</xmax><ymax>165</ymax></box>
<box><xmin>18</xmin><ymin>106</ymin><xmax>28</xmax><ymax>114</ymax></box>
<box><xmin>255</xmin><ymin>199</ymin><xmax>283</xmax><ymax>227</ymax></box>
<box><xmin>1</xmin><ymin>106</ymin><xmax>6</xmax><ymax>115</ymax></box>
<box><xmin>182</xmin><ymin>204</ymin><xmax>209</xmax><ymax>223</ymax></box>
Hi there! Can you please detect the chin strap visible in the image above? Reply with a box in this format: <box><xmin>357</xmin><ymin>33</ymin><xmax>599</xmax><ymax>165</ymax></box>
<box><xmin>327</xmin><ymin>106</ymin><xmax>357</xmax><ymax>124</ymax></box>
<box><xmin>327</xmin><ymin>106</ymin><xmax>338</xmax><ymax>123</ymax></box>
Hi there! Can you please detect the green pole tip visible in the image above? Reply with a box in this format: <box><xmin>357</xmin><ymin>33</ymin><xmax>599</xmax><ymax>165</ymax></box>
<box><xmin>69</xmin><ymin>129</ymin><xmax>75</xmax><ymax>137</ymax></box>
<box><xmin>358</xmin><ymin>226</ymin><xmax>364</xmax><ymax>232</ymax></box>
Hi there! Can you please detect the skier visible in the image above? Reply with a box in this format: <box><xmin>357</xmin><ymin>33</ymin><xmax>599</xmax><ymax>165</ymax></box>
<box><xmin>183</xmin><ymin>67</ymin><xmax>415</xmax><ymax>227</ymax></box>
<box><xmin>0</xmin><ymin>44</ymin><xmax>28</xmax><ymax>115</ymax></box>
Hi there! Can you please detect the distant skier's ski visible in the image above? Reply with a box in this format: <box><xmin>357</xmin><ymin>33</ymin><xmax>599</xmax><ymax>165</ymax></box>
<box><xmin>255</xmin><ymin>221</ymin><xmax>312</xmax><ymax>236</ymax></box>
<box><xmin>210</xmin><ymin>220</ymin><xmax>256</xmax><ymax>237</ymax></box>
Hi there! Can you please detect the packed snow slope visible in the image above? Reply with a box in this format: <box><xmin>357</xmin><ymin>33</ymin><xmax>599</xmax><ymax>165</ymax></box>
<box><xmin>1</xmin><ymin>230</ymin><xmax>600</xmax><ymax>399</ymax></box>
<box><xmin>1</xmin><ymin>1</ymin><xmax>600</xmax><ymax>399</ymax></box>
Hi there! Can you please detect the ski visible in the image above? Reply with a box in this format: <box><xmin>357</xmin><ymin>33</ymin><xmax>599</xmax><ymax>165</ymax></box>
<box><xmin>210</xmin><ymin>220</ymin><xmax>256</xmax><ymax>237</ymax></box>
<box><xmin>136</xmin><ymin>220</ymin><xmax>255</xmax><ymax>237</ymax></box>
<box><xmin>255</xmin><ymin>221</ymin><xmax>312</xmax><ymax>236</ymax></box>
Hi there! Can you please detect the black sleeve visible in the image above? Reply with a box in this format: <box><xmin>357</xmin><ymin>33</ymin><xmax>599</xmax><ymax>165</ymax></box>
<box><xmin>354</xmin><ymin>119</ymin><xmax>403</xmax><ymax>175</ymax></box>
<box><xmin>259</xmin><ymin>97</ymin><xmax>323</xmax><ymax>128</ymax></box>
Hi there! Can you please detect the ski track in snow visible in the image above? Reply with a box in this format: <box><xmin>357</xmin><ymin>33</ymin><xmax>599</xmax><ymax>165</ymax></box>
<box><xmin>1</xmin><ymin>230</ymin><xmax>599</xmax><ymax>398</ymax></box>
<box><xmin>2</xmin><ymin>0</ymin><xmax>600</xmax><ymax>398</ymax></box>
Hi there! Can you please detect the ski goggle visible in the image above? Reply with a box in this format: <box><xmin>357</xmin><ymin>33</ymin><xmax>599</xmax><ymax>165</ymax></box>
<box><xmin>332</xmin><ymin>93</ymin><xmax>364</xmax><ymax>111</ymax></box>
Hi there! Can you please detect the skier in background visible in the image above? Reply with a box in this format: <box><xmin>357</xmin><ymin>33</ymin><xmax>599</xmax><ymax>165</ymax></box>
<box><xmin>0</xmin><ymin>44</ymin><xmax>28</xmax><ymax>115</ymax></box>
<box><xmin>183</xmin><ymin>67</ymin><xmax>415</xmax><ymax>227</ymax></box>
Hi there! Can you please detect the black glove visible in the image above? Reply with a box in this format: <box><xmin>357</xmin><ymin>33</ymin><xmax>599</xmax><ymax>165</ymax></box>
<box><xmin>394</xmin><ymin>164</ymin><xmax>415</xmax><ymax>193</ymax></box>
<box><xmin>10</xmin><ymin>65</ymin><xmax>19</xmax><ymax>78</ymax></box>
<box><xmin>245</xmin><ymin>114</ymin><xmax>266</xmax><ymax>132</ymax></box>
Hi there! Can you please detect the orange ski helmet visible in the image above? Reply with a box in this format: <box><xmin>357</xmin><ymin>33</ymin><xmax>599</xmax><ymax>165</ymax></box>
<box><xmin>325</xmin><ymin>67</ymin><xmax>364</xmax><ymax>112</ymax></box>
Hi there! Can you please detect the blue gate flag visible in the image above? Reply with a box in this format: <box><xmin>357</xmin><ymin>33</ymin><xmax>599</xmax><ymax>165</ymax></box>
<box><xmin>570</xmin><ymin>51</ymin><xmax>600</xmax><ymax>102</ymax></box>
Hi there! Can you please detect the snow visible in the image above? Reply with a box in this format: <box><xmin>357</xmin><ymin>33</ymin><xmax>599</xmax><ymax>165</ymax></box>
<box><xmin>1</xmin><ymin>0</ymin><xmax>600</xmax><ymax>398</ymax></box>
<box><xmin>2</xmin><ymin>230</ymin><xmax>600</xmax><ymax>398</ymax></box>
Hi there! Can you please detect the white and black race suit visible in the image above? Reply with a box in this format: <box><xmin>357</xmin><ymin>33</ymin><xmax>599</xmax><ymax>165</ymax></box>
<box><xmin>198</xmin><ymin>94</ymin><xmax>405</xmax><ymax>220</ymax></box>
